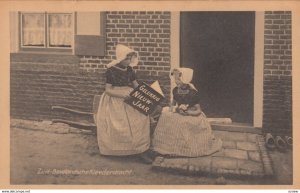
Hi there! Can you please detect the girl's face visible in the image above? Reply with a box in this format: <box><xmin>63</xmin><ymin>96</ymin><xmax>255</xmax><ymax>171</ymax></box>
<box><xmin>173</xmin><ymin>70</ymin><xmax>184</xmax><ymax>87</ymax></box>
<box><xmin>120</xmin><ymin>52</ymin><xmax>137</xmax><ymax>67</ymax></box>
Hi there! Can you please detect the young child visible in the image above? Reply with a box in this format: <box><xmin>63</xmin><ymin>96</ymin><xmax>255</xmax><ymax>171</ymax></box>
<box><xmin>94</xmin><ymin>44</ymin><xmax>152</xmax><ymax>163</ymax></box>
<box><xmin>170</xmin><ymin>68</ymin><xmax>202</xmax><ymax>116</ymax></box>
<box><xmin>152</xmin><ymin>68</ymin><xmax>222</xmax><ymax>157</ymax></box>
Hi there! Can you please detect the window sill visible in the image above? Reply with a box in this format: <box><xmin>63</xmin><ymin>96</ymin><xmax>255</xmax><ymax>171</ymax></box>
<box><xmin>16</xmin><ymin>50</ymin><xmax>74</xmax><ymax>55</ymax></box>
<box><xmin>10</xmin><ymin>52</ymin><xmax>80</xmax><ymax>65</ymax></box>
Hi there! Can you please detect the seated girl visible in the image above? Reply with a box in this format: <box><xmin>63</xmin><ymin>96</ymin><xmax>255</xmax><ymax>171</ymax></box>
<box><xmin>152</xmin><ymin>68</ymin><xmax>222</xmax><ymax>157</ymax></box>
<box><xmin>95</xmin><ymin>44</ymin><xmax>152</xmax><ymax>162</ymax></box>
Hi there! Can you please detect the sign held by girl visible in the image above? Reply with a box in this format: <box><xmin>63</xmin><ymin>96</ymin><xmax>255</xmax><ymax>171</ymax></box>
<box><xmin>124</xmin><ymin>81</ymin><xmax>165</xmax><ymax>115</ymax></box>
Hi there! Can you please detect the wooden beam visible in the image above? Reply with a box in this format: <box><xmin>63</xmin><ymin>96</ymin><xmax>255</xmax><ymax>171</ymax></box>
<box><xmin>52</xmin><ymin>119</ymin><xmax>96</xmax><ymax>128</ymax></box>
<box><xmin>52</xmin><ymin>106</ymin><xmax>93</xmax><ymax>116</ymax></box>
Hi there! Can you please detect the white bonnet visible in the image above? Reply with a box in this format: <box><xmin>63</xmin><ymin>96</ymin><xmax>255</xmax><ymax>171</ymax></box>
<box><xmin>107</xmin><ymin>44</ymin><xmax>139</xmax><ymax>68</ymax></box>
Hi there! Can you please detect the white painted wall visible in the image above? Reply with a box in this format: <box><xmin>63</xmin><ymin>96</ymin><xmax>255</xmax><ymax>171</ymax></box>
<box><xmin>10</xmin><ymin>12</ymin><xmax>19</xmax><ymax>53</ymax></box>
<box><xmin>76</xmin><ymin>12</ymin><xmax>101</xmax><ymax>36</ymax></box>
<box><xmin>170</xmin><ymin>12</ymin><xmax>180</xmax><ymax>102</ymax></box>
<box><xmin>253</xmin><ymin>12</ymin><xmax>264</xmax><ymax>128</ymax></box>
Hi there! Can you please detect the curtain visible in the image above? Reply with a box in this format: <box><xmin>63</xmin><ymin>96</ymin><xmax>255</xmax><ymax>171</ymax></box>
<box><xmin>22</xmin><ymin>13</ymin><xmax>45</xmax><ymax>46</ymax></box>
<box><xmin>48</xmin><ymin>14</ymin><xmax>72</xmax><ymax>47</ymax></box>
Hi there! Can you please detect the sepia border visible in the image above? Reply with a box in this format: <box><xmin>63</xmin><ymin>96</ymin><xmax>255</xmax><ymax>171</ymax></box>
<box><xmin>0</xmin><ymin>0</ymin><xmax>299</xmax><ymax>189</ymax></box>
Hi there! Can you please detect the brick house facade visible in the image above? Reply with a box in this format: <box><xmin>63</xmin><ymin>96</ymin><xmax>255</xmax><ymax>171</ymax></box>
<box><xmin>10</xmin><ymin>11</ymin><xmax>292</xmax><ymax>135</ymax></box>
<box><xmin>263</xmin><ymin>11</ymin><xmax>292</xmax><ymax>134</ymax></box>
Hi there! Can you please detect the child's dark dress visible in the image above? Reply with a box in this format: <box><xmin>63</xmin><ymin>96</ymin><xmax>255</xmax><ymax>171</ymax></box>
<box><xmin>152</xmin><ymin>85</ymin><xmax>222</xmax><ymax>157</ymax></box>
<box><xmin>95</xmin><ymin>65</ymin><xmax>150</xmax><ymax>155</ymax></box>
<box><xmin>173</xmin><ymin>85</ymin><xmax>201</xmax><ymax>108</ymax></box>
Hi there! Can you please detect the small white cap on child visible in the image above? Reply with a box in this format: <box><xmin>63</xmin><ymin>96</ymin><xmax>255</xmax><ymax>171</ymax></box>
<box><xmin>171</xmin><ymin>67</ymin><xmax>197</xmax><ymax>91</ymax></box>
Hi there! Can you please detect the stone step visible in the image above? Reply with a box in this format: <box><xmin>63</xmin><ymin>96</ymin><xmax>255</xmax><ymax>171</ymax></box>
<box><xmin>207</xmin><ymin>118</ymin><xmax>232</xmax><ymax>124</ymax></box>
<box><xmin>211</xmin><ymin>123</ymin><xmax>262</xmax><ymax>134</ymax></box>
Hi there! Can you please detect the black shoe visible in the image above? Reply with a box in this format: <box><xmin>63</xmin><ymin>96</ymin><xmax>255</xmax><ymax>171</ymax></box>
<box><xmin>139</xmin><ymin>151</ymin><xmax>154</xmax><ymax>164</ymax></box>
<box><xmin>284</xmin><ymin>136</ymin><xmax>293</xmax><ymax>148</ymax></box>
<box><xmin>265</xmin><ymin>133</ymin><xmax>276</xmax><ymax>150</ymax></box>
<box><xmin>275</xmin><ymin>136</ymin><xmax>287</xmax><ymax>151</ymax></box>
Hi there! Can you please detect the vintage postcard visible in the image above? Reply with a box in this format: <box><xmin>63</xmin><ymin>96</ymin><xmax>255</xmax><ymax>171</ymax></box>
<box><xmin>0</xmin><ymin>0</ymin><xmax>299</xmax><ymax>190</ymax></box>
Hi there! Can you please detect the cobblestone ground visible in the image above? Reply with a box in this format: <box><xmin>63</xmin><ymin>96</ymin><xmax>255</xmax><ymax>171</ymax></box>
<box><xmin>10</xmin><ymin>119</ymin><xmax>292</xmax><ymax>185</ymax></box>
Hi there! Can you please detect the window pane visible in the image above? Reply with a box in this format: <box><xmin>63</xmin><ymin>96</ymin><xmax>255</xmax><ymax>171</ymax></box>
<box><xmin>21</xmin><ymin>13</ymin><xmax>45</xmax><ymax>47</ymax></box>
<box><xmin>48</xmin><ymin>13</ymin><xmax>72</xmax><ymax>48</ymax></box>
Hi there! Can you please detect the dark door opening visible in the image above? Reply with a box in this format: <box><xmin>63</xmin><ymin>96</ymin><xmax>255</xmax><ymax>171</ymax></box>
<box><xmin>180</xmin><ymin>12</ymin><xmax>255</xmax><ymax>124</ymax></box>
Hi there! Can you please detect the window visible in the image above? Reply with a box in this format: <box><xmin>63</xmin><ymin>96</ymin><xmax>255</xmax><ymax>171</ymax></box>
<box><xmin>12</xmin><ymin>12</ymin><xmax>106</xmax><ymax>56</ymax></box>
<box><xmin>20</xmin><ymin>12</ymin><xmax>74</xmax><ymax>52</ymax></box>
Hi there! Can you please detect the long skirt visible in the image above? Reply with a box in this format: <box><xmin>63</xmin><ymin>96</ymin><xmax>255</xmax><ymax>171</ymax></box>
<box><xmin>152</xmin><ymin>110</ymin><xmax>222</xmax><ymax>157</ymax></box>
<box><xmin>95</xmin><ymin>87</ymin><xmax>150</xmax><ymax>156</ymax></box>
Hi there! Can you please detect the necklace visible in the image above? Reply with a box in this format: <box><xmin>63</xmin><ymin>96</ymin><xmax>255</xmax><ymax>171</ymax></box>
<box><xmin>112</xmin><ymin>65</ymin><xmax>127</xmax><ymax>72</ymax></box>
<box><xmin>177</xmin><ymin>87</ymin><xmax>189</xmax><ymax>94</ymax></box>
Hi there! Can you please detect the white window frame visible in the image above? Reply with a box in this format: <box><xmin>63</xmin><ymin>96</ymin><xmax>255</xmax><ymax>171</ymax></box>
<box><xmin>19</xmin><ymin>11</ymin><xmax>75</xmax><ymax>53</ymax></box>
<box><xmin>20</xmin><ymin>12</ymin><xmax>46</xmax><ymax>48</ymax></box>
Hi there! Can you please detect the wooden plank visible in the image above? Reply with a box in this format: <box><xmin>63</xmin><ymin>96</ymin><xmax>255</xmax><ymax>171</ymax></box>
<box><xmin>52</xmin><ymin>106</ymin><xmax>93</xmax><ymax>115</ymax></box>
<box><xmin>52</xmin><ymin>119</ymin><xmax>96</xmax><ymax>128</ymax></box>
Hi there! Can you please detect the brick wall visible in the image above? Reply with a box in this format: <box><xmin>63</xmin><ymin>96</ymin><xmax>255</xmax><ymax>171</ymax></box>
<box><xmin>80</xmin><ymin>11</ymin><xmax>171</xmax><ymax>100</ymax></box>
<box><xmin>10</xmin><ymin>53</ymin><xmax>105</xmax><ymax>121</ymax></box>
<box><xmin>263</xmin><ymin>11</ymin><xmax>292</xmax><ymax>134</ymax></box>
<box><xmin>10</xmin><ymin>11</ymin><xmax>171</xmax><ymax>121</ymax></box>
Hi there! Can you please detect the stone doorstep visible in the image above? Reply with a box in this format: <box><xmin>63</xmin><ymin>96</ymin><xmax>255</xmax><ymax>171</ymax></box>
<box><xmin>222</xmin><ymin>141</ymin><xmax>236</xmax><ymax>149</ymax></box>
<box><xmin>211</xmin><ymin>123</ymin><xmax>262</xmax><ymax>134</ymax></box>
<box><xmin>151</xmin><ymin>135</ymin><xmax>273</xmax><ymax>178</ymax></box>
<box><xmin>211</xmin><ymin>148</ymin><xmax>225</xmax><ymax>157</ymax></box>
<box><xmin>237</xmin><ymin>159</ymin><xmax>264</xmax><ymax>173</ymax></box>
<box><xmin>247</xmin><ymin>133</ymin><xmax>259</xmax><ymax>143</ymax></box>
<box><xmin>236</xmin><ymin>141</ymin><xmax>259</xmax><ymax>151</ymax></box>
<box><xmin>224</xmin><ymin>149</ymin><xmax>248</xmax><ymax>160</ymax></box>
<box><xmin>256</xmin><ymin>135</ymin><xmax>274</xmax><ymax>176</ymax></box>
<box><xmin>212</xmin><ymin>157</ymin><xmax>237</xmax><ymax>170</ymax></box>
<box><xmin>248</xmin><ymin>151</ymin><xmax>262</xmax><ymax>162</ymax></box>
<box><xmin>213</xmin><ymin>130</ymin><xmax>248</xmax><ymax>142</ymax></box>
<box><xmin>152</xmin><ymin>156</ymin><xmax>265</xmax><ymax>178</ymax></box>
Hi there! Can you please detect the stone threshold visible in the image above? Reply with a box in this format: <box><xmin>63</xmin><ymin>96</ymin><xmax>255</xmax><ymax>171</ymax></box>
<box><xmin>211</xmin><ymin>123</ymin><xmax>262</xmax><ymax>134</ymax></box>
<box><xmin>151</xmin><ymin>133</ymin><xmax>273</xmax><ymax>179</ymax></box>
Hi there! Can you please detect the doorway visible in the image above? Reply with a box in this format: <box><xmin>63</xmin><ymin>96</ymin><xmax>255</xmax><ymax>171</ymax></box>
<box><xmin>180</xmin><ymin>12</ymin><xmax>255</xmax><ymax>123</ymax></box>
